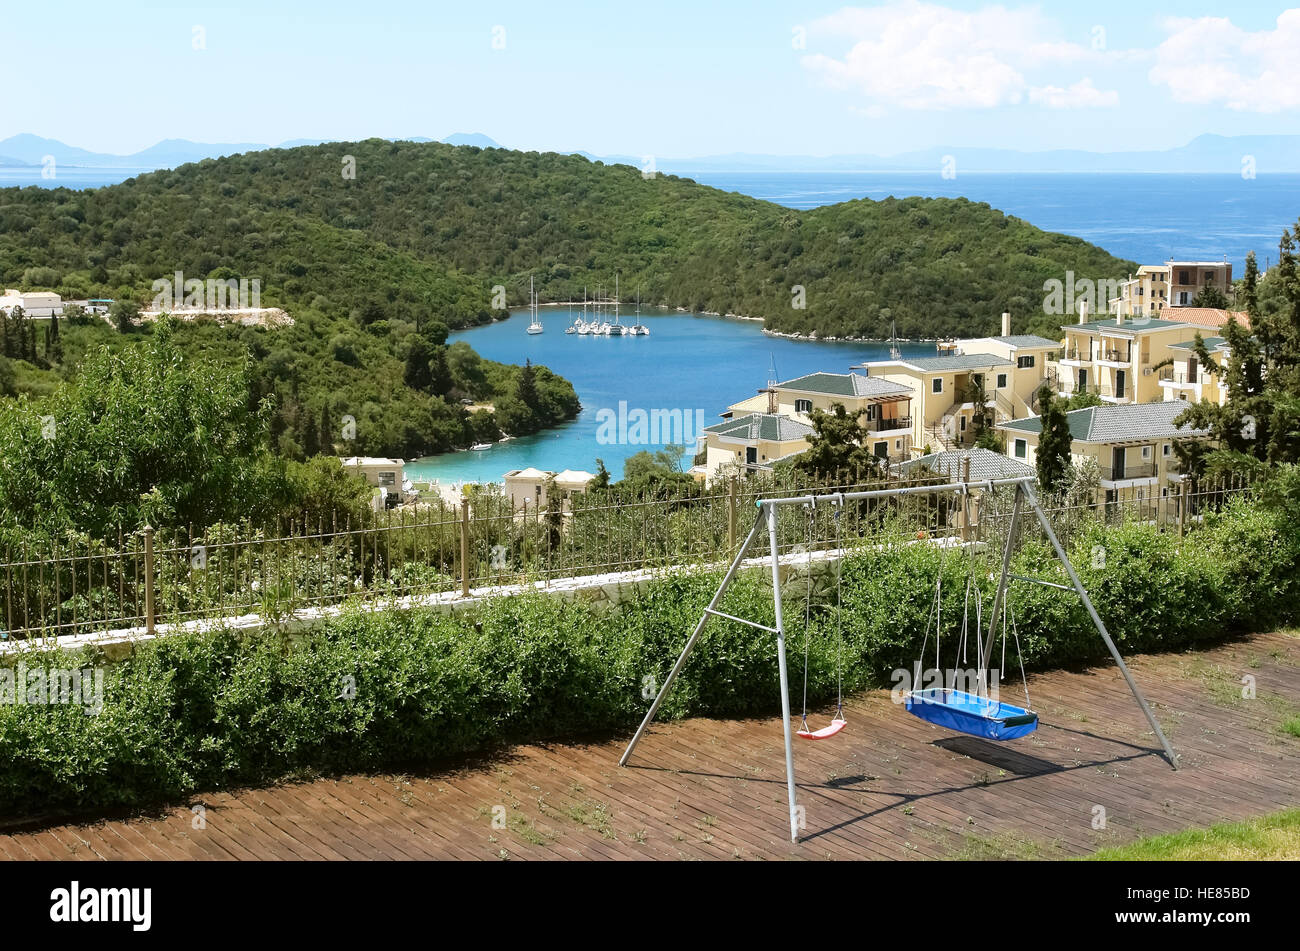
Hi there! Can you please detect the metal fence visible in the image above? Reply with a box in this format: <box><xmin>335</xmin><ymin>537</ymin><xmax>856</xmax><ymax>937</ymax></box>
<box><xmin>0</xmin><ymin>471</ymin><xmax>1254</xmax><ymax>642</ymax></box>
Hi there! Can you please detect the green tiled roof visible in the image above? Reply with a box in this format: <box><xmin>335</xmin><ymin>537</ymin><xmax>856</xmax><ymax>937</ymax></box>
<box><xmin>777</xmin><ymin>371</ymin><xmax>911</xmax><ymax>398</ymax></box>
<box><xmin>991</xmin><ymin>334</ymin><xmax>1061</xmax><ymax>349</ymax></box>
<box><xmin>897</xmin><ymin>353</ymin><xmax>1013</xmax><ymax>372</ymax></box>
<box><xmin>998</xmin><ymin>399</ymin><xmax>1211</xmax><ymax>442</ymax></box>
<box><xmin>705</xmin><ymin>413</ymin><xmax>814</xmax><ymax>443</ymax></box>
<box><xmin>1168</xmin><ymin>336</ymin><xmax>1229</xmax><ymax>352</ymax></box>
<box><xmin>1064</xmin><ymin>317</ymin><xmax>1187</xmax><ymax>334</ymax></box>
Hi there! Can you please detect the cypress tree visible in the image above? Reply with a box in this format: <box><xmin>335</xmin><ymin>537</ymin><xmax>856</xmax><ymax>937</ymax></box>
<box><xmin>1035</xmin><ymin>384</ymin><xmax>1072</xmax><ymax>495</ymax></box>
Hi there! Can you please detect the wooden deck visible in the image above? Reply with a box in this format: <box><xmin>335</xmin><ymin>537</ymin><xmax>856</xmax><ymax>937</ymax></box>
<box><xmin>3</xmin><ymin>631</ymin><xmax>1297</xmax><ymax>860</ymax></box>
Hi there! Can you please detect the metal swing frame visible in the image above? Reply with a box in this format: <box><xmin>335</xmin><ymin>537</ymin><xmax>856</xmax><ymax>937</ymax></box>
<box><xmin>619</xmin><ymin>476</ymin><xmax>1178</xmax><ymax>843</ymax></box>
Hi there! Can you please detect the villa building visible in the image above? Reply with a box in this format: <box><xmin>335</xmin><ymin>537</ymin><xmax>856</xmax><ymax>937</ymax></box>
<box><xmin>504</xmin><ymin>467</ymin><xmax>596</xmax><ymax>512</ymax></box>
<box><xmin>695</xmin><ymin>413</ymin><xmax>815</xmax><ymax>485</ymax></box>
<box><xmin>1166</xmin><ymin>260</ymin><xmax>1233</xmax><ymax>308</ymax></box>
<box><xmin>1056</xmin><ymin>310</ymin><xmax>1201</xmax><ymax>405</ymax></box>
<box><xmin>1159</xmin><ymin>337</ymin><xmax>1231</xmax><ymax>407</ymax></box>
<box><xmin>1109</xmin><ymin>260</ymin><xmax>1233</xmax><ymax>315</ymax></box>
<box><xmin>725</xmin><ymin>371</ymin><xmax>914</xmax><ymax>460</ymax></box>
<box><xmin>854</xmin><ymin>313</ymin><xmax>1057</xmax><ymax>453</ymax></box>
<box><xmin>340</xmin><ymin>456</ymin><xmax>406</xmax><ymax>508</ymax></box>
<box><xmin>997</xmin><ymin>400</ymin><xmax>1211</xmax><ymax>501</ymax></box>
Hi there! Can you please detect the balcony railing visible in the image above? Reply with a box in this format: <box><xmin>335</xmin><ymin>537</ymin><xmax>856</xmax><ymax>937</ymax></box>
<box><xmin>1100</xmin><ymin>463</ymin><xmax>1156</xmax><ymax>481</ymax></box>
<box><xmin>869</xmin><ymin>416</ymin><xmax>911</xmax><ymax>432</ymax></box>
<box><xmin>1099</xmin><ymin>348</ymin><xmax>1129</xmax><ymax>364</ymax></box>
<box><xmin>1158</xmin><ymin>367</ymin><xmax>1197</xmax><ymax>385</ymax></box>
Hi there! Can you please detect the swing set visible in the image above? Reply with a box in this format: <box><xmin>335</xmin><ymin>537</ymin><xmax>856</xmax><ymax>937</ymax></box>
<box><xmin>619</xmin><ymin>477</ymin><xmax>1178</xmax><ymax>843</ymax></box>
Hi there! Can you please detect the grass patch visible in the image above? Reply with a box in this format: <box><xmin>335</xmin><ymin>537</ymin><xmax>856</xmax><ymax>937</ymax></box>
<box><xmin>1283</xmin><ymin>716</ymin><xmax>1300</xmax><ymax>738</ymax></box>
<box><xmin>1089</xmin><ymin>809</ymin><xmax>1300</xmax><ymax>860</ymax></box>
<box><xmin>952</xmin><ymin>830</ymin><xmax>1062</xmax><ymax>860</ymax></box>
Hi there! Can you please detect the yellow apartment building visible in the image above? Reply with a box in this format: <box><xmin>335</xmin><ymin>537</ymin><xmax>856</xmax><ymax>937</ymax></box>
<box><xmin>1057</xmin><ymin>313</ymin><xmax>1201</xmax><ymax>405</ymax></box>
<box><xmin>998</xmin><ymin>400</ymin><xmax>1211</xmax><ymax>501</ymax></box>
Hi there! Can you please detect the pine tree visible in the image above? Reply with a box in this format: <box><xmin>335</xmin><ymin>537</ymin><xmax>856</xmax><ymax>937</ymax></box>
<box><xmin>516</xmin><ymin>358</ymin><xmax>539</xmax><ymax>409</ymax></box>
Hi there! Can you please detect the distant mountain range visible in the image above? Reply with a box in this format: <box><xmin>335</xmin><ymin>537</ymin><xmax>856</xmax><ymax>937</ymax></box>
<box><xmin>0</xmin><ymin>133</ymin><xmax>504</xmax><ymax>169</ymax></box>
<box><xmin>1</xmin><ymin>132</ymin><xmax>1297</xmax><ymax>173</ymax></box>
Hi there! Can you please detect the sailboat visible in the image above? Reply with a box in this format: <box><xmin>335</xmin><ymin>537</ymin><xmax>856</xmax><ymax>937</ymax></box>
<box><xmin>611</xmin><ymin>275</ymin><xmax>628</xmax><ymax>335</ymax></box>
<box><xmin>526</xmin><ymin>276</ymin><xmax>544</xmax><ymax>334</ymax></box>
<box><xmin>631</xmin><ymin>293</ymin><xmax>649</xmax><ymax>336</ymax></box>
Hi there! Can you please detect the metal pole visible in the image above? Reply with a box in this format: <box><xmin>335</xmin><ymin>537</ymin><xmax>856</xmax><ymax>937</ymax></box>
<box><xmin>766</xmin><ymin>501</ymin><xmax>801</xmax><ymax>844</ymax></box>
<box><xmin>619</xmin><ymin>508</ymin><xmax>766</xmax><ymax>767</ymax></box>
<box><xmin>1021</xmin><ymin>483</ymin><xmax>1178</xmax><ymax>768</ymax></box>
<box><xmin>459</xmin><ymin>496</ymin><xmax>470</xmax><ymax>597</ymax></box>
<box><xmin>727</xmin><ymin>475</ymin><xmax>737</xmax><ymax>550</ymax></box>
<box><xmin>143</xmin><ymin>525</ymin><xmax>155</xmax><ymax>636</ymax></box>
<box><xmin>980</xmin><ymin>483</ymin><xmax>1022</xmax><ymax>681</ymax></box>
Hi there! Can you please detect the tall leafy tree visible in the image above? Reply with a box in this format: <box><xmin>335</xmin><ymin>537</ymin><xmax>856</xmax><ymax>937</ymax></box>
<box><xmin>795</xmin><ymin>403</ymin><xmax>883</xmax><ymax>481</ymax></box>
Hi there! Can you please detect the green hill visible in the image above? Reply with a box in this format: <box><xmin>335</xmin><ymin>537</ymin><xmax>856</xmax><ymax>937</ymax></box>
<box><xmin>0</xmin><ymin>139</ymin><xmax>1134</xmax><ymax>340</ymax></box>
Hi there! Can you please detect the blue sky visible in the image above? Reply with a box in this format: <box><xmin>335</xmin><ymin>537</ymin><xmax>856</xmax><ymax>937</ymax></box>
<box><xmin>7</xmin><ymin>1</ymin><xmax>1299</xmax><ymax>156</ymax></box>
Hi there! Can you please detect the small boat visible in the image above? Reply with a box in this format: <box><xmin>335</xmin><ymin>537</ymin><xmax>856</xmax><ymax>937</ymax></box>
<box><xmin>526</xmin><ymin>276</ymin><xmax>543</xmax><ymax>334</ymax></box>
<box><xmin>470</xmin><ymin>442</ymin><xmax>493</xmax><ymax>451</ymax></box>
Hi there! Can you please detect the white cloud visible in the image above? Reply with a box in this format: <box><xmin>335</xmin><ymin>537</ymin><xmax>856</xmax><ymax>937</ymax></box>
<box><xmin>802</xmin><ymin>1</ymin><xmax>1119</xmax><ymax>111</ymax></box>
<box><xmin>1028</xmin><ymin>78</ymin><xmax>1119</xmax><ymax>109</ymax></box>
<box><xmin>1149</xmin><ymin>10</ymin><xmax>1300</xmax><ymax>112</ymax></box>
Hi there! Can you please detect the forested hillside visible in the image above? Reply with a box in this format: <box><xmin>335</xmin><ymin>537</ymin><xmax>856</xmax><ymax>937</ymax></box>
<box><xmin>0</xmin><ymin>139</ymin><xmax>1134</xmax><ymax>340</ymax></box>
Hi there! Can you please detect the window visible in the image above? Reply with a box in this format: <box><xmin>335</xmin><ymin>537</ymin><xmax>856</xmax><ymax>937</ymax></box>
<box><xmin>1014</xmin><ymin>439</ymin><xmax>1027</xmax><ymax>459</ymax></box>
<box><xmin>377</xmin><ymin>471</ymin><xmax>396</xmax><ymax>487</ymax></box>
<box><xmin>996</xmin><ymin>373</ymin><xmax>1008</xmax><ymax>389</ymax></box>
<box><xmin>1141</xmin><ymin>445</ymin><xmax>1152</xmax><ymax>460</ymax></box>
<box><xmin>794</xmin><ymin>398</ymin><xmax>812</xmax><ymax>414</ymax></box>
<box><xmin>960</xmin><ymin>416</ymin><xmax>967</xmax><ymax>432</ymax></box>
<box><xmin>866</xmin><ymin>404</ymin><xmax>878</xmax><ymax>421</ymax></box>
<box><xmin>1017</xmin><ymin>355</ymin><xmax>1035</xmax><ymax>369</ymax></box>
<box><xmin>1179</xmin><ymin>270</ymin><xmax>1190</xmax><ymax>284</ymax></box>
<box><xmin>932</xmin><ymin>377</ymin><xmax>943</xmax><ymax>394</ymax></box>
<box><xmin>1162</xmin><ymin>444</ymin><xmax>1171</xmax><ymax>457</ymax></box>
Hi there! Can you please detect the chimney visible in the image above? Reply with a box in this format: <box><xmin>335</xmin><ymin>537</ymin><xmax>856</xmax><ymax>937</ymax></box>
<box><xmin>767</xmin><ymin>386</ymin><xmax>778</xmax><ymax>415</ymax></box>
<box><xmin>1001</xmin><ymin>311</ymin><xmax>1011</xmax><ymax>337</ymax></box>
<box><xmin>1078</xmin><ymin>300</ymin><xmax>1088</xmax><ymax>325</ymax></box>
<box><xmin>1115</xmin><ymin>309</ymin><xmax>1125</xmax><ymax>327</ymax></box>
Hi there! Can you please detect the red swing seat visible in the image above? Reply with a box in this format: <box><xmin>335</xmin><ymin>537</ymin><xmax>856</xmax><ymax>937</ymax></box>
<box><xmin>796</xmin><ymin>716</ymin><xmax>847</xmax><ymax>740</ymax></box>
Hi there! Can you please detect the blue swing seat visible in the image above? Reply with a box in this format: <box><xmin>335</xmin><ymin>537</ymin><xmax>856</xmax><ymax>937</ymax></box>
<box><xmin>905</xmin><ymin>688</ymin><xmax>1039</xmax><ymax>741</ymax></box>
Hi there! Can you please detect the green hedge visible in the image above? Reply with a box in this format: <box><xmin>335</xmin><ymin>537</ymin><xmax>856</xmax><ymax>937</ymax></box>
<box><xmin>0</xmin><ymin>492</ymin><xmax>1296</xmax><ymax>817</ymax></box>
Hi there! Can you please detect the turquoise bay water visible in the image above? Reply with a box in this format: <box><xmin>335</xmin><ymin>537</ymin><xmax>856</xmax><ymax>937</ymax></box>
<box><xmin>405</xmin><ymin>308</ymin><xmax>934</xmax><ymax>484</ymax></box>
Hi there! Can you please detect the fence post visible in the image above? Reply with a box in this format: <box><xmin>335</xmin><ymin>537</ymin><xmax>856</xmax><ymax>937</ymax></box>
<box><xmin>143</xmin><ymin>525</ymin><xmax>155</xmax><ymax>635</ymax></box>
<box><xmin>1178</xmin><ymin>479</ymin><xmax>1189</xmax><ymax>540</ymax></box>
<box><xmin>460</xmin><ymin>496</ymin><xmax>471</xmax><ymax>597</ymax></box>
<box><xmin>727</xmin><ymin>475</ymin><xmax>737</xmax><ymax>549</ymax></box>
